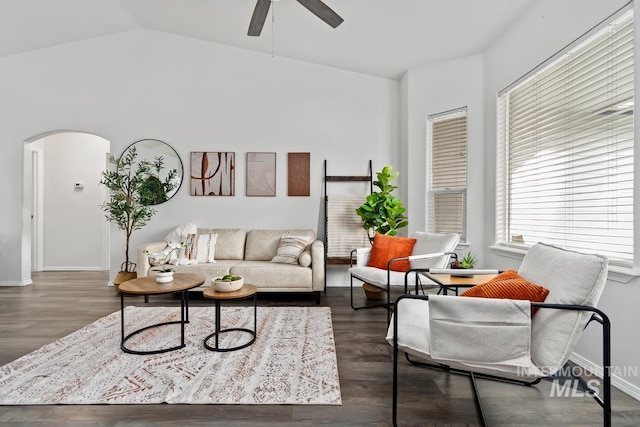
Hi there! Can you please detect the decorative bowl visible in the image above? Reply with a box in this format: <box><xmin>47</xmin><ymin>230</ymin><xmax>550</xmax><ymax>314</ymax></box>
<box><xmin>213</xmin><ymin>276</ymin><xmax>244</xmax><ymax>292</ymax></box>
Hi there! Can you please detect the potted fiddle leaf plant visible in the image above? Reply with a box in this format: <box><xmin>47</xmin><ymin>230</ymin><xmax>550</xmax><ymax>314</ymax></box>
<box><xmin>100</xmin><ymin>146</ymin><xmax>157</xmax><ymax>291</ymax></box>
<box><xmin>355</xmin><ymin>165</ymin><xmax>409</xmax><ymax>242</ymax></box>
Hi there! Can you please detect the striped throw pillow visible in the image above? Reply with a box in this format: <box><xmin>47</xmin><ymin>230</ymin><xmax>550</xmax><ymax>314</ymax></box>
<box><xmin>271</xmin><ymin>236</ymin><xmax>311</xmax><ymax>264</ymax></box>
<box><xmin>187</xmin><ymin>233</ymin><xmax>218</xmax><ymax>263</ymax></box>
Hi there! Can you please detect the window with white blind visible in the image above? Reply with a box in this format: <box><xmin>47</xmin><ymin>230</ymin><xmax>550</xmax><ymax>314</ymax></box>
<box><xmin>496</xmin><ymin>6</ymin><xmax>633</xmax><ymax>265</ymax></box>
<box><xmin>427</xmin><ymin>108</ymin><xmax>467</xmax><ymax>240</ymax></box>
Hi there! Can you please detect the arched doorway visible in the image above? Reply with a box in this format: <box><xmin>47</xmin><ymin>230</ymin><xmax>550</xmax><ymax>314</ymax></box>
<box><xmin>24</xmin><ymin>131</ymin><xmax>110</xmax><ymax>276</ymax></box>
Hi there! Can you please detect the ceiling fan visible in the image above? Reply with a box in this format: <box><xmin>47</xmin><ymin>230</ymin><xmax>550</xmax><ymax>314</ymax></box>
<box><xmin>248</xmin><ymin>0</ymin><xmax>344</xmax><ymax>36</ymax></box>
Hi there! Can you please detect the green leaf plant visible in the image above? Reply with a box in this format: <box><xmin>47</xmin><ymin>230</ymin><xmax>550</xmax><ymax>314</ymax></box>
<box><xmin>450</xmin><ymin>252</ymin><xmax>478</xmax><ymax>269</ymax></box>
<box><xmin>99</xmin><ymin>146</ymin><xmax>157</xmax><ymax>273</ymax></box>
<box><xmin>138</xmin><ymin>156</ymin><xmax>178</xmax><ymax>205</ymax></box>
<box><xmin>355</xmin><ymin>165</ymin><xmax>409</xmax><ymax>241</ymax></box>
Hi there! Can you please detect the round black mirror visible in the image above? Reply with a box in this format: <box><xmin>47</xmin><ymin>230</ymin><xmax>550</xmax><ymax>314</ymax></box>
<box><xmin>121</xmin><ymin>139</ymin><xmax>183</xmax><ymax>205</ymax></box>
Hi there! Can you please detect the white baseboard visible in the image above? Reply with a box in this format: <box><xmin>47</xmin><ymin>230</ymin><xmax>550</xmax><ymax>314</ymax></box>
<box><xmin>571</xmin><ymin>352</ymin><xmax>640</xmax><ymax>401</ymax></box>
<box><xmin>0</xmin><ymin>279</ymin><xmax>32</xmax><ymax>287</ymax></box>
<box><xmin>42</xmin><ymin>266</ymin><xmax>104</xmax><ymax>271</ymax></box>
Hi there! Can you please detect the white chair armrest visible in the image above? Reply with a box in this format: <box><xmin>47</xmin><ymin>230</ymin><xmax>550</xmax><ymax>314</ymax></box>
<box><xmin>408</xmin><ymin>252</ymin><xmax>448</xmax><ymax>261</ymax></box>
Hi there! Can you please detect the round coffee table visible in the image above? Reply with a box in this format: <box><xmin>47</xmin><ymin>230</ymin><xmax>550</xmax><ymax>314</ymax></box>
<box><xmin>118</xmin><ymin>273</ymin><xmax>205</xmax><ymax>355</ymax></box>
<box><xmin>203</xmin><ymin>284</ymin><xmax>257</xmax><ymax>352</ymax></box>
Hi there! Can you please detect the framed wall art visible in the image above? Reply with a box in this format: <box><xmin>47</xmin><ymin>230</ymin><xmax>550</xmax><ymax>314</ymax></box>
<box><xmin>246</xmin><ymin>152</ymin><xmax>276</xmax><ymax>196</ymax></box>
<box><xmin>288</xmin><ymin>152</ymin><xmax>310</xmax><ymax>196</ymax></box>
<box><xmin>190</xmin><ymin>151</ymin><xmax>235</xmax><ymax>196</ymax></box>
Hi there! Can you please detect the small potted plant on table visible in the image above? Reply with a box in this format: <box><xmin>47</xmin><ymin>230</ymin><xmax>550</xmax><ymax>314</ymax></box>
<box><xmin>450</xmin><ymin>252</ymin><xmax>478</xmax><ymax>277</ymax></box>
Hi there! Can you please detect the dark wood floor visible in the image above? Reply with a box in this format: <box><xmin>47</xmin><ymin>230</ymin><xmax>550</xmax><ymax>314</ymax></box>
<box><xmin>1</xmin><ymin>271</ymin><xmax>639</xmax><ymax>426</ymax></box>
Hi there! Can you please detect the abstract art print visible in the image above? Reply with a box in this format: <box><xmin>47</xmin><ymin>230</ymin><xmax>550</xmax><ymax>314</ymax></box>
<box><xmin>191</xmin><ymin>151</ymin><xmax>235</xmax><ymax>196</ymax></box>
<box><xmin>246</xmin><ymin>152</ymin><xmax>276</xmax><ymax>196</ymax></box>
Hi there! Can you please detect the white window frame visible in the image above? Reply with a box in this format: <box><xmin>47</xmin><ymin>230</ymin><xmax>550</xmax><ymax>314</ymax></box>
<box><xmin>426</xmin><ymin>107</ymin><xmax>468</xmax><ymax>241</ymax></box>
<box><xmin>496</xmin><ymin>5</ymin><xmax>634</xmax><ymax>269</ymax></box>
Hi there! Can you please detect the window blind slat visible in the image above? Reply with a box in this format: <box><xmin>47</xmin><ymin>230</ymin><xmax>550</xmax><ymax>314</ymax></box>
<box><xmin>496</xmin><ymin>8</ymin><xmax>634</xmax><ymax>264</ymax></box>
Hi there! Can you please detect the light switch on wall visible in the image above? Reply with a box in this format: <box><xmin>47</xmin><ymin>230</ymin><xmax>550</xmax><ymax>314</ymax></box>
<box><xmin>74</xmin><ymin>182</ymin><xmax>84</xmax><ymax>190</ymax></box>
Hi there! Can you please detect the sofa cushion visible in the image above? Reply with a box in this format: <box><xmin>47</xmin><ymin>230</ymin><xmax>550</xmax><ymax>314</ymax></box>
<box><xmin>171</xmin><ymin>260</ymin><xmax>242</xmax><ymax>285</ymax></box>
<box><xmin>244</xmin><ymin>229</ymin><xmax>315</xmax><ymax>261</ymax></box>
<box><xmin>518</xmin><ymin>243</ymin><xmax>608</xmax><ymax>375</ymax></box>
<box><xmin>410</xmin><ymin>231</ymin><xmax>460</xmax><ymax>270</ymax></box>
<box><xmin>197</xmin><ymin>228</ymin><xmax>246</xmax><ymax>260</ymax></box>
<box><xmin>231</xmin><ymin>261</ymin><xmax>312</xmax><ymax>289</ymax></box>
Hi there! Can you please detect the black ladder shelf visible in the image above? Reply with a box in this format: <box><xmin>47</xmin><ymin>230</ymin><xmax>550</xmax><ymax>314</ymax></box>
<box><xmin>323</xmin><ymin>159</ymin><xmax>373</xmax><ymax>268</ymax></box>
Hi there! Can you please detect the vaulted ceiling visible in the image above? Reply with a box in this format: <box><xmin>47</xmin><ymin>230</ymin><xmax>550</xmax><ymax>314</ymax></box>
<box><xmin>0</xmin><ymin>0</ymin><xmax>534</xmax><ymax>79</ymax></box>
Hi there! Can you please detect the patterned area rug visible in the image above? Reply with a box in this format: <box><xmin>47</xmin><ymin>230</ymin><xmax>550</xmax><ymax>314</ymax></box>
<box><xmin>0</xmin><ymin>306</ymin><xmax>341</xmax><ymax>405</ymax></box>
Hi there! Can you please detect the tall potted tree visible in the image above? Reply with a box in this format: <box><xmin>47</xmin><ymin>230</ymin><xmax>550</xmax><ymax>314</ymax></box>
<box><xmin>100</xmin><ymin>146</ymin><xmax>157</xmax><ymax>291</ymax></box>
<box><xmin>355</xmin><ymin>165</ymin><xmax>409</xmax><ymax>241</ymax></box>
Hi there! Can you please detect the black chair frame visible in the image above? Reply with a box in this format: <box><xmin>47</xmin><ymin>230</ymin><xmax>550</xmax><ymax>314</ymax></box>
<box><xmin>392</xmin><ymin>294</ymin><xmax>612</xmax><ymax>427</ymax></box>
<box><xmin>350</xmin><ymin>250</ymin><xmax>456</xmax><ymax>325</ymax></box>
<box><xmin>349</xmin><ymin>249</ymin><xmax>405</xmax><ymax>325</ymax></box>
<box><xmin>403</xmin><ymin>266</ymin><xmax>493</xmax><ymax>296</ymax></box>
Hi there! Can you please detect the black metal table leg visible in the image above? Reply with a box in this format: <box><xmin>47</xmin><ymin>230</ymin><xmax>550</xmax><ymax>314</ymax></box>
<box><xmin>204</xmin><ymin>292</ymin><xmax>257</xmax><ymax>352</ymax></box>
<box><xmin>120</xmin><ymin>290</ymin><xmax>191</xmax><ymax>355</ymax></box>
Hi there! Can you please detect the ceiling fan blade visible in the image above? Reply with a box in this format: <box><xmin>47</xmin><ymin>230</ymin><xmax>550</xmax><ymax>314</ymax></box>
<box><xmin>248</xmin><ymin>0</ymin><xmax>271</xmax><ymax>36</ymax></box>
<box><xmin>296</xmin><ymin>0</ymin><xmax>344</xmax><ymax>28</ymax></box>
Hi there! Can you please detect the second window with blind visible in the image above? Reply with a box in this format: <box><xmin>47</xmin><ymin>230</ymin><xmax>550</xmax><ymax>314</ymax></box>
<box><xmin>427</xmin><ymin>107</ymin><xmax>468</xmax><ymax>241</ymax></box>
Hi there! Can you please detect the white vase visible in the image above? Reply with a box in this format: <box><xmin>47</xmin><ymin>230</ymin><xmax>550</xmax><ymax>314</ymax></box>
<box><xmin>155</xmin><ymin>270</ymin><xmax>174</xmax><ymax>283</ymax></box>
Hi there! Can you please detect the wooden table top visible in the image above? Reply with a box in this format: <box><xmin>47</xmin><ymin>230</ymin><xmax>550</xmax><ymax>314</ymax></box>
<box><xmin>203</xmin><ymin>284</ymin><xmax>257</xmax><ymax>300</ymax></box>
<box><xmin>426</xmin><ymin>273</ymin><xmax>498</xmax><ymax>287</ymax></box>
<box><xmin>118</xmin><ymin>273</ymin><xmax>205</xmax><ymax>295</ymax></box>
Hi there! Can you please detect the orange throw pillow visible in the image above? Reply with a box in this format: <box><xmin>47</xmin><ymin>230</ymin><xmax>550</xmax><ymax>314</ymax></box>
<box><xmin>367</xmin><ymin>233</ymin><xmax>417</xmax><ymax>272</ymax></box>
<box><xmin>461</xmin><ymin>269</ymin><xmax>549</xmax><ymax>315</ymax></box>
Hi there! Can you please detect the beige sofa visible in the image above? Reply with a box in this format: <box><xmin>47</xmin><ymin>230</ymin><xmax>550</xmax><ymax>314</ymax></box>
<box><xmin>137</xmin><ymin>228</ymin><xmax>325</xmax><ymax>303</ymax></box>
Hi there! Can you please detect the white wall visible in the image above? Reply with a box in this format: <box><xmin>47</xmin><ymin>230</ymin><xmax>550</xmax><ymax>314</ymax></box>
<box><xmin>40</xmin><ymin>133</ymin><xmax>109</xmax><ymax>270</ymax></box>
<box><xmin>0</xmin><ymin>29</ymin><xmax>399</xmax><ymax>285</ymax></box>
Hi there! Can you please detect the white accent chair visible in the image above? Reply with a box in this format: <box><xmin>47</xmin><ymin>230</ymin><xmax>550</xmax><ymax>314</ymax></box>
<box><xmin>348</xmin><ymin>231</ymin><xmax>460</xmax><ymax>324</ymax></box>
<box><xmin>388</xmin><ymin>242</ymin><xmax>611</xmax><ymax>426</ymax></box>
